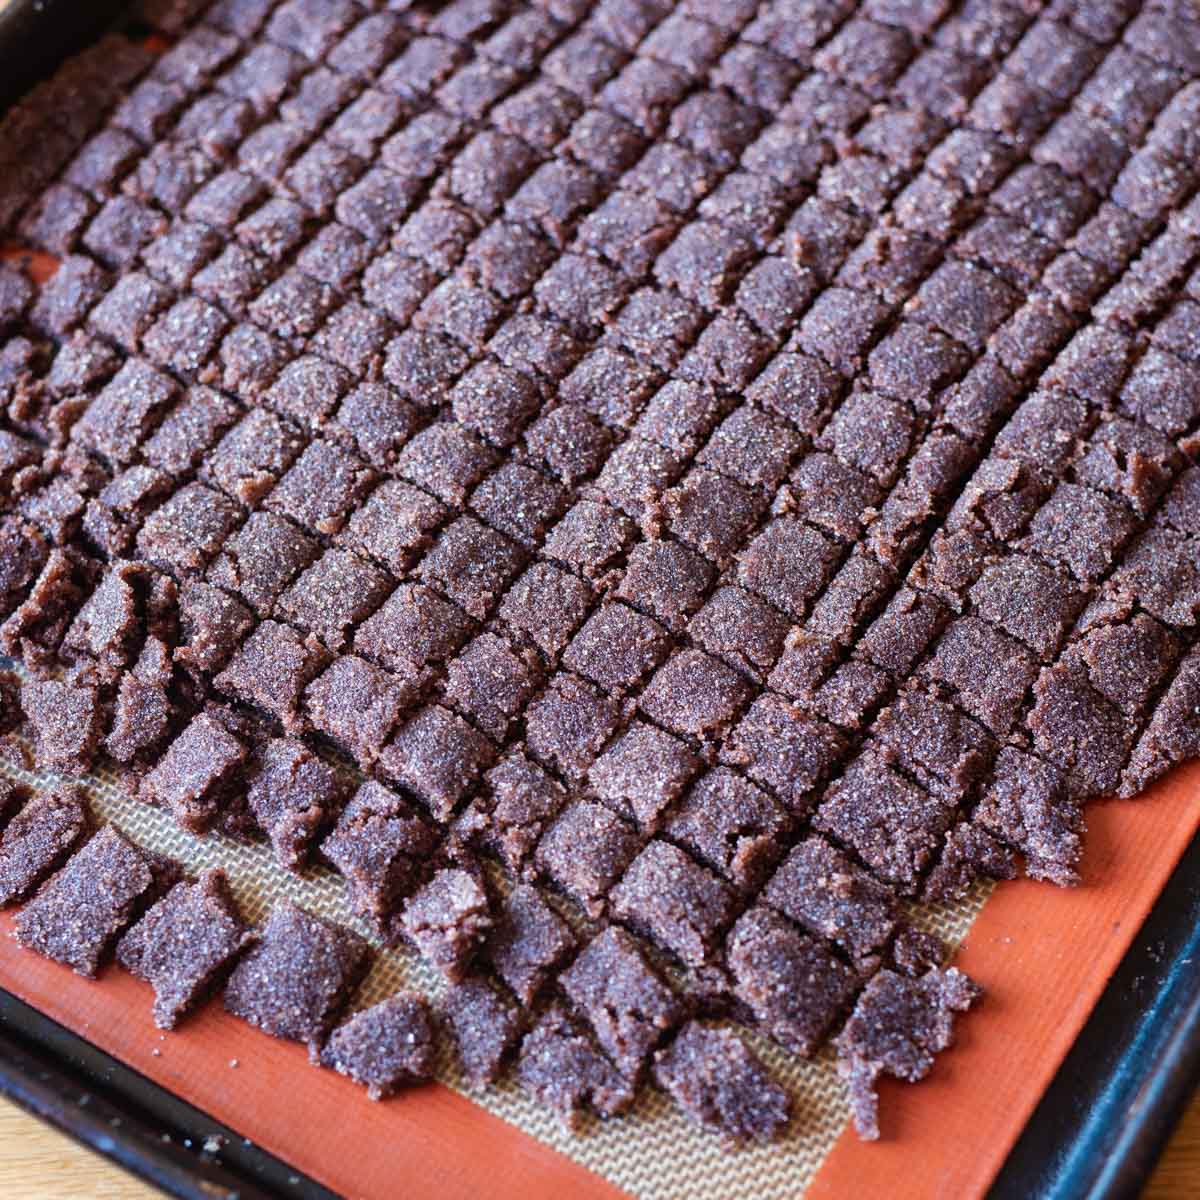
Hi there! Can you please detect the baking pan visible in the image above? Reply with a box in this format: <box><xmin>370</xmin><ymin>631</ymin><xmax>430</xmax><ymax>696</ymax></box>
<box><xmin>0</xmin><ymin>0</ymin><xmax>130</xmax><ymax>110</ymax></box>
<box><xmin>991</xmin><ymin>827</ymin><xmax>1200</xmax><ymax>1200</ymax></box>
<box><xmin>0</xmin><ymin>2</ymin><xmax>1198</xmax><ymax>1196</ymax></box>
<box><xmin>0</xmin><ymin>987</ymin><xmax>335</xmax><ymax>1200</ymax></box>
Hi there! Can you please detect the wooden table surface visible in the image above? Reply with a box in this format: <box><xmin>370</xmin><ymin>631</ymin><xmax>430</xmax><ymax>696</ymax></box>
<box><xmin>0</xmin><ymin>1088</ymin><xmax>1196</xmax><ymax>1199</ymax></box>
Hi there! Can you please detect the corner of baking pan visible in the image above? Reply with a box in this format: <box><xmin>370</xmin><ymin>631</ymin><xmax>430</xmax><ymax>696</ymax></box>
<box><xmin>0</xmin><ymin>0</ymin><xmax>133</xmax><ymax>111</ymax></box>
<box><xmin>989</xmin><ymin>829</ymin><xmax>1200</xmax><ymax>1200</ymax></box>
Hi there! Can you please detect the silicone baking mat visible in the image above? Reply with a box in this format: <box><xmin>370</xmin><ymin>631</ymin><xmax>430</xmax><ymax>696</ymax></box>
<box><xmin>1</xmin><ymin>732</ymin><xmax>1197</xmax><ymax>1199</ymax></box>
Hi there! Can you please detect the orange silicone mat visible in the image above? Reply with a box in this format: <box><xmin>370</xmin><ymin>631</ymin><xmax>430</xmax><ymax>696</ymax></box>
<box><xmin>1</xmin><ymin>760</ymin><xmax>1196</xmax><ymax>1200</ymax></box>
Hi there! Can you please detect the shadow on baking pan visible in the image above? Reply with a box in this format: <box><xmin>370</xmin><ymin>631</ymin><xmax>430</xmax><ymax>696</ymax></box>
<box><xmin>0</xmin><ymin>0</ymin><xmax>132</xmax><ymax>111</ymax></box>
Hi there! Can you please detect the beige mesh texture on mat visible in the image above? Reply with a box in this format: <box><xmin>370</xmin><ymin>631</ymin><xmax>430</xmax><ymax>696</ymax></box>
<box><xmin>0</xmin><ymin>700</ymin><xmax>989</xmax><ymax>1200</ymax></box>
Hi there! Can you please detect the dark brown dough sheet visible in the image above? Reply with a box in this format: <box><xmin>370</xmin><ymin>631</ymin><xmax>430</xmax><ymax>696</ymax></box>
<box><xmin>0</xmin><ymin>0</ymin><xmax>1199</xmax><ymax>1154</ymax></box>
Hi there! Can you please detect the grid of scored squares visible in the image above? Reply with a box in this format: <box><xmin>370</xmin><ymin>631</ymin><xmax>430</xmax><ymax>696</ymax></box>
<box><xmin>3</xmin><ymin>0</ymin><xmax>1200</xmax><ymax>1143</ymax></box>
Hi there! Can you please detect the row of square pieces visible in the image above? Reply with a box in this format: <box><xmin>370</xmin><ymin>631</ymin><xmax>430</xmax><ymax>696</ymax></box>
<box><xmin>805</xmin><ymin>197</ymin><xmax>1181</xmax><ymax>395</ymax></box>
<box><xmin>0</xmin><ymin>780</ymin><xmax>953</xmax><ymax>1142</ymax></box>
<box><xmin>52</xmin><ymin>295</ymin><xmax>859</xmax><ymax>489</ymax></box>
<box><xmin>450</xmin><ymin>739</ymin><xmax>955</xmax><ymax>970</ymax></box>
<box><xmin>153</xmin><ymin>2</ymin><xmax>592</xmax><ymax>96</ymax></box>
<box><xmin>25</xmin><ymin>241</ymin><xmax>824</xmax><ymax>441</ymax></box>
<box><xmin>131</xmin><ymin>702</ymin><xmax>883</xmax><ymax>995</ymax></box>
<box><xmin>109</xmin><ymin>5</ymin><xmax>578</xmax><ymax>146</ymax></box>
<box><xmin>151</xmin><ymin>556</ymin><xmax>864</xmax><ymax>766</ymax></box>
<box><xmin>195</xmin><ymin>0</ymin><xmax>1058</xmax><ymax>78</ymax></box>
<box><xmin>14</xmin><ymin>337</ymin><xmax>919</xmax><ymax>584</ymax></box>
<box><xmin>193</xmin><ymin>611</ymin><xmax>993</xmax><ymax>903</ymax></box>
<box><xmin>22</xmin><ymin>372</ymin><xmax>1194</xmax><ymax>667</ymax></box>
<box><xmin>190</xmin><ymin>607</ymin><xmax>834</xmax><ymax>804</ymax></box>
<box><xmin>60</xmin><ymin>415</ymin><xmax>1185</xmax><ymax>720</ymax></box>
<box><xmin>885</xmin><ymin>102</ymin><xmax>1199</xmax><ymax>283</ymax></box>
<box><xmin>935</xmin><ymin>468</ymin><xmax>1200</xmax><ymax>612</ymax></box>
<box><xmin>84</xmin><ymin>289</ymin><xmax>806</xmax><ymax>469</ymax></box>
<box><xmin>22</xmin><ymin>308</ymin><xmax>832</xmax><ymax>526</ymax></box>
<box><xmin>168</xmin><ymin>451</ymin><xmax>1193</xmax><ymax>669</ymax></box>
<box><xmin>16</xmin><ymin>2</ymin><xmax>1190</xmax><ymax>246</ymax></box>
<box><xmin>40</xmin><ymin>243</ymin><xmax>1200</xmax><ymax>482</ymax></box>
<box><xmin>950</xmin><ymin>457</ymin><xmax>1200</xmax><ymax>597</ymax></box>
<box><xmin>103</xmin><ymin>17</ymin><xmax>878</xmax><ymax>218</ymax></box>
<box><xmin>0</xmin><ymin>779</ymin><xmax>791</xmax><ymax>1144</ymax></box>
<box><xmin>117</xmin><ymin>408</ymin><xmax>844</xmax><ymax>580</ymax></box>
<box><xmin>145</xmin><ymin>475</ymin><xmax>1195</xmax><ymax>790</ymax></box>
<box><xmin>149</xmin><ymin>501</ymin><xmax>853</xmax><ymax>714</ymax></box>
<box><xmin>30</xmin><ymin>235</ymin><xmax>775</xmax><ymax>407</ymax></box>
<box><xmin>60</xmin><ymin>63</ymin><xmax>1147</xmax><ymax>350</ymax></box>
<box><xmin>45</xmin><ymin>176</ymin><xmax>810</xmax><ymax>364</ymax></box>
<box><xmin>93</xmin><ymin>339</ymin><xmax>907</xmax><ymax>507</ymax></box>
<box><xmin>63</xmin><ymin>56</ymin><xmax>816</xmax><ymax>250</ymax></box>
<box><xmin>196</xmin><ymin>479</ymin><xmax>832</xmax><ymax>680</ymax></box>
<box><xmin>81</xmin><ymin>44</ymin><xmax>837</xmax><ymax>248</ymax></box>
<box><xmin>42</xmin><ymin>12</ymin><xmax>1137</xmax><ymax>319</ymax></box>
